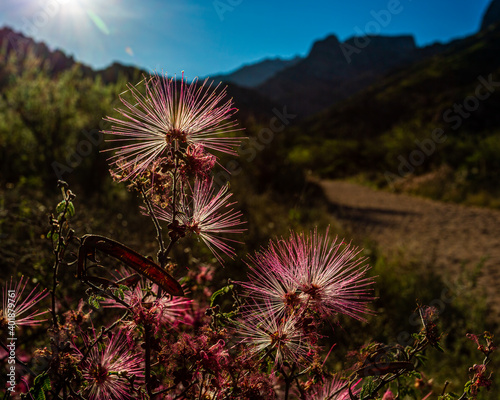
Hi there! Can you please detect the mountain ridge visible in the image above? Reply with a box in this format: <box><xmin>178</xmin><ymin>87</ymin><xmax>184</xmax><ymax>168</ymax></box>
<box><xmin>253</xmin><ymin>33</ymin><xmax>447</xmax><ymax>118</ymax></box>
<box><xmin>209</xmin><ymin>56</ymin><xmax>302</xmax><ymax>88</ymax></box>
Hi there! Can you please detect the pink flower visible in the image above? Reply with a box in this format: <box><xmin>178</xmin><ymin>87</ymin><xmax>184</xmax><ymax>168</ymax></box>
<box><xmin>1</xmin><ymin>276</ymin><xmax>48</xmax><ymax>329</ymax></box>
<box><xmin>102</xmin><ymin>269</ymin><xmax>192</xmax><ymax>331</ymax></box>
<box><xmin>240</xmin><ymin>229</ymin><xmax>374</xmax><ymax>321</ymax></box>
<box><xmin>235</xmin><ymin>301</ymin><xmax>310</xmax><ymax>367</ymax></box>
<box><xmin>310</xmin><ymin>376</ymin><xmax>361</xmax><ymax>400</ymax></box>
<box><xmin>79</xmin><ymin>329</ymin><xmax>144</xmax><ymax>400</ymax></box>
<box><xmin>382</xmin><ymin>389</ymin><xmax>395</xmax><ymax>400</ymax></box>
<box><xmin>294</xmin><ymin>229</ymin><xmax>374</xmax><ymax>321</ymax></box>
<box><xmin>239</xmin><ymin>239</ymin><xmax>301</xmax><ymax>318</ymax></box>
<box><xmin>104</xmin><ymin>72</ymin><xmax>243</xmax><ymax>181</ymax></box>
<box><xmin>182</xmin><ymin>143</ymin><xmax>217</xmax><ymax>180</ymax></box>
<box><xmin>153</xmin><ymin>178</ymin><xmax>246</xmax><ymax>263</ymax></box>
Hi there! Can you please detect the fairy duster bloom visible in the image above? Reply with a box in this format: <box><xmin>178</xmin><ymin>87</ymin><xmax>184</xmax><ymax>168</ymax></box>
<box><xmin>102</xmin><ymin>269</ymin><xmax>192</xmax><ymax>330</ymax></box>
<box><xmin>238</xmin><ymin>239</ymin><xmax>301</xmax><ymax>318</ymax></box>
<box><xmin>104</xmin><ymin>72</ymin><xmax>243</xmax><ymax>181</ymax></box>
<box><xmin>236</xmin><ymin>301</ymin><xmax>310</xmax><ymax>367</ymax></box>
<box><xmin>240</xmin><ymin>228</ymin><xmax>374</xmax><ymax>321</ymax></box>
<box><xmin>80</xmin><ymin>330</ymin><xmax>144</xmax><ymax>400</ymax></box>
<box><xmin>295</xmin><ymin>229</ymin><xmax>374</xmax><ymax>321</ymax></box>
<box><xmin>1</xmin><ymin>276</ymin><xmax>48</xmax><ymax>329</ymax></box>
<box><xmin>309</xmin><ymin>376</ymin><xmax>361</xmax><ymax>400</ymax></box>
<box><xmin>152</xmin><ymin>178</ymin><xmax>246</xmax><ymax>263</ymax></box>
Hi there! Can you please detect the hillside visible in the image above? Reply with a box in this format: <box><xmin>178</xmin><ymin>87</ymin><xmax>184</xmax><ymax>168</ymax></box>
<box><xmin>255</xmin><ymin>34</ymin><xmax>446</xmax><ymax>117</ymax></box>
<box><xmin>287</xmin><ymin>22</ymin><xmax>500</xmax><ymax>207</ymax></box>
<box><xmin>210</xmin><ymin>56</ymin><xmax>301</xmax><ymax>88</ymax></box>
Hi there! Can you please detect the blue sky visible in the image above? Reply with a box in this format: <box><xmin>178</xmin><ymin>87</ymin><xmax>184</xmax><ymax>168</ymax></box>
<box><xmin>0</xmin><ymin>0</ymin><xmax>493</xmax><ymax>79</ymax></box>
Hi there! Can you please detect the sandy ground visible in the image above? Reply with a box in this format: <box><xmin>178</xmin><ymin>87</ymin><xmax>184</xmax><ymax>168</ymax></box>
<box><xmin>318</xmin><ymin>179</ymin><xmax>500</xmax><ymax>321</ymax></box>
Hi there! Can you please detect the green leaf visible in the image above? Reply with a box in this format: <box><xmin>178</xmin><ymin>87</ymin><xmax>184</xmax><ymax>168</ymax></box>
<box><xmin>88</xmin><ymin>295</ymin><xmax>102</xmax><ymax>310</ymax></box>
<box><xmin>55</xmin><ymin>200</ymin><xmax>65</xmax><ymax>214</ymax></box>
<box><xmin>113</xmin><ymin>288</ymin><xmax>125</xmax><ymax>300</ymax></box>
<box><xmin>433</xmin><ymin>341</ymin><xmax>445</xmax><ymax>353</ymax></box>
<box><xmin>29</xmin><ymin>372</ymin><xmax>51</xmax><ymax>400</ymax></box>
<box><xmin>210</xmin><ymin>284</ymin><xmax>234</xmax><ymax>307</ymax></box>
<box><xmin>119</xmin><ymin>284</ymin><xmax>131</xmax><ymax>292</ymax></box>
<box><xmin>67</xmin><ymin>201</ymin><xmax>75</xmax><ymax>217</ymax></box>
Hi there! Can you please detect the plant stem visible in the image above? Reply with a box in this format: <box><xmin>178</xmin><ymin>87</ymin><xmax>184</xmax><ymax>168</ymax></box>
<box><xmin>50</xmin><ymin>187</ymin><xmax>72</xmax><ymax>327</ymax></box>
<box><xmin>141</xmin><ymin>187</ymin><xmax>167</xmax><ymax>265</ymax></box>
<box><xmin>145</xmin><ymin>324</ymin><xmax>153</xmax><ymax>398</ymax></box>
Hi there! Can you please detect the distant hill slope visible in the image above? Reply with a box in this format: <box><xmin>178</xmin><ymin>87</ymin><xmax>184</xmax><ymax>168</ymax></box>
<box><xmin>0</xmin><ymin>27</ymin><xmax>143</xmax><ymax>84</ymax></box>
<box><xmin>255</xmin><ymin>34</ymin><xmax>446</xmax><ymax>118</ymax></box>
<box><xmin>0</xmin><ymin>26</ymin><xmax>278</xmax><ymax>123</ymax></box>
<box><xmin>210</xmin><ymin>56</ymin><xmax>301</xmax><ymax>88</ymax></box>
<box><xmin>287</xmin><ymin>22</ymin><xmax>500</xmax><ymax>206</ymax></box>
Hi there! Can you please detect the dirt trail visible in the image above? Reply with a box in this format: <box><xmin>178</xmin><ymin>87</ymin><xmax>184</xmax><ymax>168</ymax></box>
<box><xmin>318</xmin><ymin>180</ymin><xmax>500</xmax><ymax>320</ymax></box>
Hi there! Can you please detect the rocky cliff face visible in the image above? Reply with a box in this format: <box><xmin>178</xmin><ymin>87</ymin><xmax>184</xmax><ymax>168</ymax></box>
<box><xmin>255</xmin><ymin>34</ymin><xmax>439</xmax><ymax>117</ymax></box>
<box><xmin>481</xmin><ymin>0</ymin><xmax>500</xmax><ymax>30</ymax></box>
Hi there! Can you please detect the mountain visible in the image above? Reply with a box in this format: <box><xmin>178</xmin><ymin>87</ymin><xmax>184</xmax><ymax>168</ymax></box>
<box><xmin>481</xmin><ymin>0</ymin><xmax>500</xmax><ymax>30</ymax></box>
<box><xmin>0</xmin><ymin>26</ymin><xmax>278</xmax><ymax>123</ymax></box>
<box><xmin>210</xmin><ymin>56</ymin><xmax>301</xmax><ymax>88</ymax></box>
<box><xmin>0</xmin><ymin>27</ymin><xmax>143</xmax><ymax>84</ymax></box>
<box><xmin>285</xmin><ymin>20</ymin><xmax>500</xmax><ymax>204</ymax></box>
<box><xmin>254</xmin><ymin>34</ymin><xmax>446</xmax><ymax>118</ymax></box>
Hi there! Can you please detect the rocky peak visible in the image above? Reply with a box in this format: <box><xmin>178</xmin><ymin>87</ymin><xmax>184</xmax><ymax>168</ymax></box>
<box><xmin>481</xmin><ymin>0</ymin><xmax>500</xmax><ymax>30</ymax></box>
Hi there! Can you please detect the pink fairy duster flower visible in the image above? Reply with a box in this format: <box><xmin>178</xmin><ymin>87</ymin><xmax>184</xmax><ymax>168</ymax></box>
<box><xmin>294</xmin><ymin>229</ymin><xmax>374</xmax><ymax>321</ymax></box>
<box><xmin>1</xmin><ymin>276</ymin><xmax>48</xmax><ymax>329</ymax></box>
<box><xmin>239</xmin><ymin>229</ymin><xmax>374</xmax><ymax>321</ymax></box>
<box><xmin>309</xmin><ymin>376</ymin><xmax>361</xmax><ymax>400</ymax></box>
<box><xmin>235</xmin><ymin>301</ymin><xmax>310</xmax><ymax>368</ymax></box>
<box><xmin>238</xmin><ymin>239</ymin><xmax>301</xmax><ymax>318</ymax></box>
<box><xmin>79</xmin><ymin>330</ymin><xmax>144</xmax><ymax>400</ymax></box>
<box><xmin>104</xmin><ymin>72</ymin><xmax>243</xmax><ymax>181</ymax></box>
<box><xmin>181</xmin><ymin>143</ymin><xmax>217</xmax><ymax>180</ymax></box>
<box><xmin>102</xmin><ymin>269</ymin><xmax>192</xmax><ymax>331</ymax></box>
<box><xmin>381</xmin><ymin>389</ymin><xmax>395</xmax><ymax>400</ymax></box>
<box><xmin>188</xmin><ymin>178</ymin><xmax>246</xmax><ymax>262</ymax></box>
<box><xmin>152</xmin><ymin>178</ymin><xmax>246</xmax><ymax>263</ymax></box>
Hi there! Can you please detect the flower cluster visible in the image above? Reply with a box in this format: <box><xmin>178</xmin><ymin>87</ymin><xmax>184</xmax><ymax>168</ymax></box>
<box><xmin>104</xmin><ymin>72</ymin><xmax>242</xmax><ymax>183</ymax></box>
<box><xmin>239</xmin><ymin>229</ymin><xmax>374</xmax><ymax>321</ymax></box>
<box><xmin>78</xmin><ymin>330</ymin><xmax>145</xmax><ymax>400</ymax></box>
<box><xmin>235</xmin><ymin>228</ymin><xmax>374</xmax><ymax>369</ymax></box>
<box><xmin>103</xmin><ymin>268</ymin><xmax>193</xmax><ymax>333</ymax></box>
<box><xmin>105</xmin><ymin>72</ymin><xmax>246</xmax><ymax>264</ymax></box>
<box><xmin>309</xmin><ymin>376</ymin><xmax>361</xmax><ymax>400</ymax></box>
